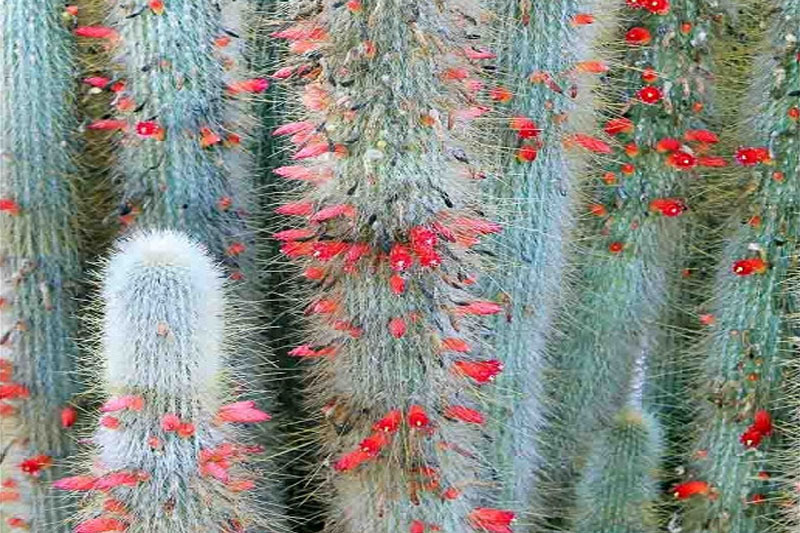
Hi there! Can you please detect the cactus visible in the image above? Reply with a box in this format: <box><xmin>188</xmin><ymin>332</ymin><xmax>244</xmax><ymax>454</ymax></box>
<box><xmin>573</xmin><ymin>406</ymin><xmax>663</xmax><ymax>533</ymax></box>
<box><xmin>679</xmin><ymin>2</ymin><xmax>800</xmax><ymax>530</ymax></box>
<box><xmin>0</xmin><ymin>2</ymin><xmax>83</xmax><ymax>530</ymax></box>
<box><xmin>55</xmin><ymin>230</ymin><xmax>277</xmax><ymax>532</ymax></box>
<box><xmin>271</xmin><ymin>1</ymin><xmax>517</xmax><ymax>531</ymax></box>
<box><xmin>539</xmin><ymin>0</ymin><xmax>723</xmax><ymax>521</ymax></box>
<box><xmin>481</xmin><ymin>0</ymin><xmax>609</xmax><ymax>508</ymax></box>
<box><xmin>75</xmin><ymin>0</ymin><xmax>260</xmax><ymax>274</ymax></box>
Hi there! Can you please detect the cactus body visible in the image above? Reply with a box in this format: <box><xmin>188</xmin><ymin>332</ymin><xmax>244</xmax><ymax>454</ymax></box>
<box><xmin>540</xmin><ymin>0</ymin><xmax>721</xmax><ymax>522</ymax></box>
<box><xmin>60</xmin><ymin>231</ymin><xmax>275</xmax><ymax>532</ymax></box>
<box><xmin>681</xmin><ymin>4</ymin><xmax>800</xmax><ymax>530</ymax></box>
<box><xmin>272</xmin><ymin>1</ymin><xmax>516</xmax><ymax>531</ymax></box>
<box><xmin>573</xmin><ymin>406</ymin><xmax>663</xmax><ymax>533</ymax></box>
<box><xmin>0</xmin><ymin>2</ymin><xmax>82</xmax><ymax>530</ymax></box>
<box><xmin>482</xmin><ymin>0</ymin><xmax>607</xmax><ymax>507</ymax></box>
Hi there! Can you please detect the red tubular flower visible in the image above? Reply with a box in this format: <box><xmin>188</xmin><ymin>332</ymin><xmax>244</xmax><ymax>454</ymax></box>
<box><xmin>53</xmin><ymin>476</ymin><xmax>97</xmax><ymax>492</ymax></box>
<box><xmin>74</xmin><ymin>517</ymin><xmax>128</xmax><ymax>533</ymax></box>
<box><xmin>684</xmin><ymin>129</ymin><xmax>719</xmax><ymax>143</ymax></box>
<box><xmin>649</xmin><ymin>198</ymin><xmax>687</xmax><ymax>217</ymax></box>
<box><xmin>226</xmin><ymin>78</ymin><xmax>269</xmax><ymax>94</ymax></box>
<box><xmin>389</xmin><ymin>274</ymin><xmax>406</xmax><ymax>295</ymax></box>
<box><xmin>390</xmin><ymin>244</ymin><xmax>414</xmax><ymax>272</ymax></box>
<box><xmin>467</xmin><ymin>508</ymin><xmax>515</xmax><ymax>533</ymax></box>
<box><xmin>666</xmin><ymin>150</ymin><xmax>697</xmax><ymax>170</ymax></box>
<box><xmin>93</xmin><ymin>471</ymin><xmax>147</xmax><ymax>490</ymax></box>
<box><xmin>739</xmin><ymin>427</ymin><xmax>763</xmax><ymax>448</ymax></box>
<box><xmin>216</xmin><ymin>401</ymin><xmax>272</xmax><ymax>424</ymax></box>
<box><xmin>441</xmin><ymin>338</ymin><xmax>470</xmax><ymax>353</ymax></box>
<box><xmin>637</xmin><ymin>86</ymin><xmax>663</xmax><ymax>104</ymax></box>
<box><xmin>275</xmin><ymin>202</ymin><xmax>314</xmax><ymax>216</ymax></box>
<box><xmin>673</xmin><ymin>480</ymin><xmax>710</xmax><ymax>499</ymax></box>
<box><xmin>444</xmin><ymin>405</ymin><xmax>485</xmax><ymax>425</ymax></box>
<box><xmin>0</xmin><ymin>198</ymin><xmax>20</xmax><ymax>216</ymax></box>
<box><xmin>0</xmin><ymin>383</ymin><xmax>30</xmax><ymax>400</ymax></box>
<box><xmin>388</xmin><ymin>317</ymin><xmax>407</xmax><ymax>338</ymax></box>
<box><xmin>61</xmin><ymin>406</ymin><xmax>78</xmax><ymax>428</ymax></box>
<box><xmin>453</xmin><ymin>360</ymin><xmax>503</xmax><ymax>384</ymax></box>
<box><xmin>568</xmin><ymin>133</ymin><xmax>612</xmax><ymax>154</ymax></box>
<box><xmin>735</xmin><ymin>146</ymin><xmax>770</xmax><ymax>166</ymax></box>
<box><xmin>732</xmin><ymin>257</ymin><xmax>767</xmax><ymax>276</ymax></box>
<box><xmin>359</xmin><ymin>432</ymin><xmax>390</xmax><ymax>455</ymax></box>
<box><xmin>88</xmin><ymin>119</ymin><xmax>127</xmax><ymax>131</ymax></box>
<box><xmin>752</xmin><ymin>410</ymin><xmax>772</xmax><ymax>435</ymax></box>
<box><xmin>407</xmin><ymin>405</ymin><xmax>430</xmax><ymax>429</ymax></box>
<box><xmin>604</xmin><ymin>117</ymin><xmax>634</xmax><ymax>136</ymax></box>
<box><xmin>456</xmin><ymin>301</ymin><xmax>502</xmax><ymax>316</ymax></box>
<box><xmin>516</xmin><ymin>144</ymin><xmax>538</xmax><ymax>162</ymax></box>
<box><xmin>625</xmin><ymin>27</ymin><xmax>652</xmax><ymax>45</ymax></box>
<box><xmin>74</xmin><ymin>26</ymin><xmax>118</xmax><ymax>39</ymax></box>
<box><xmin>642</xmin><ymin>0</ymin><xmax>670</xmax><ymax>14</ymax></box>
<box><xmin>19</xmin><ymin>455</ymin><xmax>52</xmax><ymax>476</ymax></box>
<box><xmin>656</xmin><ymin>137</ymin><xmax>681</xmax><ymax>153</ymax></box>
<box><xmin>373</xmin><ymin>410</ymin><xmax>403</xmax><ymax>432</ymax></box>
<box><xmin>333</xmin><ymin>449</ymin><xmax>371</xmax><ymax>472</ymax></box>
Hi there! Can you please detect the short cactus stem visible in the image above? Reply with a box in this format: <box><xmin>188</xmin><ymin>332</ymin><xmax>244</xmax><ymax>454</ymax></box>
<box><xmin>56</xmin><ymin>231</ymin><xmax>277</xmax><ymax>532</ymax></box>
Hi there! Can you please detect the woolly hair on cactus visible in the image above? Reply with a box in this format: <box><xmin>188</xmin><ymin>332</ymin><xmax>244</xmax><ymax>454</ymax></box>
<box><xmin>53</xmin><ymin>230</ymin><xmax>278</xmax><ymax>532</ymax></box>
<box><xmin>270</xmin><ymin>1</ymin><xmax>515</xmax><ymax>532</ymax></box>
<box><xmin>480</xmin><ymin>0</ymin><xmax>611</xmax><ymax>510</ymax></box>
<box><xmin>0</xmin><ymin>2</ymin><xmax>84</xmax><ymax>530</ymax></box>
<box><xmin>786</xmin><ymin>270</ymin><xmax>800</xmax><ymax>531</ymax></box>
<box><xmin>677</xmin><ymin>3</ymin><xmax>800</xmax><ymax>531</ymax></box>
<box><xmin>572</xmin><ymin>405</ymin><xmax>663</xmax><ymax>533</ymax></box>
<box><xmin>539</xmin><ymin>0</ymin><xmax>724</xmax><ymax>520</ymax></box>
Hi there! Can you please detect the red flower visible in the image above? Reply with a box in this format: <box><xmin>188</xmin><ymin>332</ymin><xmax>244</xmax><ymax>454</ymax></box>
<box><xmin>604</xmin><ymin>117</ymin><xmax>634</xmax><ymax>136</ymax></box>
<box><xmin>642</xmin><ymin>0</ymin><xmax>670</xmax><ymax>14</ymax></box>
<box><xmin>467</xmin><ymin>508</ymin><xmax>515</xmax><ymax>533</ymax></box>
<box><xmin>516</xmin><ymin>144</ymin><xmax>538</xmax><ymax>162</ymax></box>
<box><xmin>333</xmin><ymin>449</ymin><xmax>371</xmax><ymax>472</ymax></box>
<box><xmin>390</xmin><ymin>244</ymin><xmax>414</xmax><ymax>272</ymax></box>
<box><xmin>732</xmin><ymin>257</ymin><xmax>767</xmax><ymax>276</ymax></box>
<box><xmin>455</xmin><ymin>301</ymin><xmax>502</xmax><ymax>316</ymax></box>
<box><xmin>135</xmin><ymin>121</ymin><xmax>163</xmax><ymax>138</ymax></box>
<box><xmin>735</xmin><ymin>146</ymin><xmax>770</xmax><ymax>166</ymax></box>
<box><xmin>74</xmin><ymin>26</ymin><xmax>118</xmax><ymax>39</ymax></box>
<box><xmin>61</xmin><ymin>406</ymin><xmax>78</xmax><ymax>428</ymax></box>
<box><xmin>568</xmin><ymin>133</ymin><xmax>612</xmax><ymax>154</ymax></box>
<box><xmin>753</xmin><ymin>410</ymin><xmax>772</xmax><ymax>435</ymax></box>
<box><xmin>227</xmin><ymin>78</ymin><xmax>269</xmax><ymax>94</ymax></box>
<box><xmin>637</xmin><ymin>86</ymin><xmax>663</xmax><ymax>104</ymax></box>
<box><xmin>276</xmin><ymin>202</ymin><xmax>314</xmax><ymax>216</ymax></box>
<box><xmin>0</xmin><ymin>198</ymin><xmax>20</xmax><ymax>216</ymax></box>
<box><xmin>444</xmin><ymin>405</ymin><xmax>485</xmax><ymax>425</ymax></box>
<box><xmin>739</xmin><ymin>427</ymin><xmax>763</xmax><ymax>448</ymax></box>
<box><xmin>649</xmin><ymin>198</ymin><xmax>687</xmax><ymax>217</ymax></box>
<box><xmin>359</xmin><ymin>432</ymin><xmax>390</xmax><ymax>455</ymax></box>
<box><xmin>52</xmin><ymin>476</ymin><xmax>97</xmax><ymax>492</ymax></box>
<box><xmin>441</xmin><ymin>338</ymin><xmax>470</xmax><ymax>353</ymax></box>
<box><xmin>373</xmin><ymin>410</ymin><xmax>403</xmax><ymax>433</ymax></box>
<box><xmin>312</xmin><ymin>241</ymin><xmax>348</xmax><ymax>261</ymax></box>
<box><xmin>453</xmin><ymin>360</ymin><xmax>503</xmax><ymax>384</ymax></box>
<box><xmin>407</xmin><ymin>405</ymin><xmax>430</xmax><ymax>429</ymax></box>
<box><xmin>0</xmin><ymin>383</ymin><xmax>30</xmax><ymax>400</ymax></box>
<box><xmin>684</xmin><ymin>129</ymin><xmax>719</xmax><ymax>143</ymax></box>
<box><xmin>656</xmin><ymin>137</ymin><xmax>681</xmax><ymax>153</ymax></box>
<box><xmin>389</xmin><ymin>274</ymin><xmax>406</xmax><ymax>295</ymax></box>
<box><xmin>388</xmin><ymin>317</ymin><xmax>407</xmax><ymax>338</ymax></box>
<box><xmin>673</xmin><ymin>480</ymin><xmax>710</xmax><ymax>499</ymax></box>
<box><xmin>216</xmin><ymin>401</ymin><xmax>272</xmax><ymax>424</ymax></box>
<box><xmin>74</xmin><ymin>517</ymin><xmax>128</xmax><ymax>533</ymax></box>
<box><xmin>489</xmin><ymin>87</ymin><xmax>513</xmax><ymax>102</ymax></box>
<box><xmin>19</xmin><ymin>455</ymin><xmax>52</xmax><ymax>476</ymax></box>
<box><xmin>666</xmin><ymin>150</ymin><xmax>697</xmax><ymax>170</ymax></box>
<box><xmin>608</xmin><ymin>241</ymin><xmax>624</xmax><ymax>253</ymax></box>
<box><xmin>625</xmin><ymin>27</ymin><xmax>652</xmax><ymax>45</ymax></box>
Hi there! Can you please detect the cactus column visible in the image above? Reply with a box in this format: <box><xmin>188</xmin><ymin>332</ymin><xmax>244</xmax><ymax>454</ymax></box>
<box><xmin>540</xmin><ymin>0</ymin><xmax>723</xmax><ymax>523</ymax></box>
<box><xmin>483</xmin><ymin>0</ymin><xmax>609</xmax><ymax>508</ymax></box>
<box><xmin>0</xmin><ymin>2</ymin><xmax>82</xmax><ymax>530</ymax></box>
<box><xmin>680</xmin><ymin>2</ymin><xmax>800</xmax><ymax>530</ymax></box>
<box><xmin>271</xmin><ymin>1</ymin><xmax>515</xmax><ymax>531</ymax></box>
<box><xmin>55</xmin><ymin>230</ymin><xmax>276</xmax><ymax>532</ymax></box>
